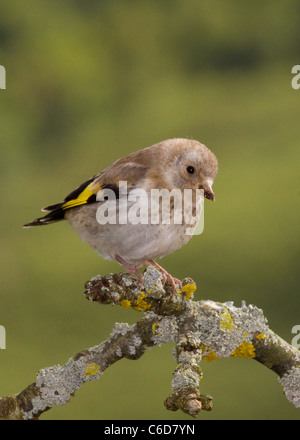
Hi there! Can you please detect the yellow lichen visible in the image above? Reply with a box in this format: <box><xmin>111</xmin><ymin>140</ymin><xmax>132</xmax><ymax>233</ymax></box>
<box><xmin>120</xmin><ymin>299</ymin><xmax>132</xmax><ymax>309</ymax></box>
<box><xmin>256</xmin><ymin>333</ymin><xmax>267</xmax><ymax>341</ymax></box>
<box><xmin>84</xmin><ymin>363</ymin><xmax>101</xmax><ymax>377</ymax></box>
<box><xmin>231</xmin><ymin>341</ymin><xmax>256</xmax><ymax>359</ymax></box>
<box><xmin>133</xmin><ymin>291</ymin><xmax>151</xmax><ymax>312</ymax></box>
<box><xmin>181</xmin><ymin>283</ymin><xmax>197</xmax><ymax>299</ymax></box>
<box><xmin>152</xmin><ymin>322</ymin><xmax>159</xmax><ymax>334</ymax></box>
<box><xmin>203</xmin><ymin>350</ymin><xmax>221</xmax><ymax>363</ymax></box>
<box><xmin>220</xmin><ymin>310</ymin><xmax>234</xmax><ymax>332</ymax></box>
<box><xmin>201</xmin><ymin>344</ymin><xmax>221</xmax><ymax>363</ymax></box>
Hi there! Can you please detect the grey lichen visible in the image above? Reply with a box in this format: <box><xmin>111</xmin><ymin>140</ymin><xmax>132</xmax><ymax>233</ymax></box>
<box><xmin>278</xmin><ymin>366</ymin><xmax>300</xmax><ymax>408</ymax></box>
<box><xmin>23</xmin><ymin>357</ymin><xmax>93</xmax><ymax>419</ymax></box>
<box><xmin>143</xmin><ymin>266</ymin><xmax>164</xmax><ymax>299</ymax></box>
<box><xmin>127</xmin><ymin>335</ymin><xmax>143</xmax><ymax>356</ymax></box>
<box><xmin>194</xmin><ymin>300</ymin><xmax>268</xmax><ymax>358</ymax></box>
<box><xmin>1</xmin><ymin>266</ymin><xmax>299</xmax><ymax>420</ymax></box>
<box><xmin>115</xmin><ymin>347</ymin><xmax>122</xmax><ymax>357</ymax></box>
<box><xmin>151</xmin><ymin>315</ymin><xmax>179</xmax><ymax>345</ymax></box>
<box><xmin>110</xmin><ymin>322</ymin><xmax>133</xmax><ymax>338</ymax></box>
<box><xmin>172</xmin><ymin>367</ymin><xmax>201</xmax><ymax>392</ymax></box>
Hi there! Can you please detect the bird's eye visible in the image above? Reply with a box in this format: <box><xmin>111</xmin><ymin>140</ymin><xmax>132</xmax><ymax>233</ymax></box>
<box><xmin>186</xmin><ymin>166</ymin><xmax>195</xmax><ymax>174</ymax></box>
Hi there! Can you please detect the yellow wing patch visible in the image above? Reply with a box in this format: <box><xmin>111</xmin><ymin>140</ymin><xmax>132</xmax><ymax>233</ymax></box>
<box><xmin>62</xmin><ymin>182</ymin><xmax>101</xmax><ymax>210</ymax></box>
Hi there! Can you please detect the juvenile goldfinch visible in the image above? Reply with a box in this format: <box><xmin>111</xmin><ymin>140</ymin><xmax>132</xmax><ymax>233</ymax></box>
<box><xmin>24</xmin><ymin>138</ymin><xmax>218</xmax><ymax>291</ymax></box>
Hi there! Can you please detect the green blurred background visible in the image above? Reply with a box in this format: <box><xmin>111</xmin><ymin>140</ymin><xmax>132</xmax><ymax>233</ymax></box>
<box><xmin>0</xmin><ymin>0</ymin><xmax>299</xmax><ymax>420</ymax></box>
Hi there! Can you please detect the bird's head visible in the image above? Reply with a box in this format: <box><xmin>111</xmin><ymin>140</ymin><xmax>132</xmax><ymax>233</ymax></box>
<box><xmin>160</xmin><ymin>138</ymin><xmax>218</xmax><ymax>201</ymax></box>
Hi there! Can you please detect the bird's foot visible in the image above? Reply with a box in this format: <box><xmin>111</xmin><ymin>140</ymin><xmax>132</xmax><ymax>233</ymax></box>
<box><xmin>115</xmin><ymin>255</ymin><xmax>144</xmax><ymax>287</ymax></box>
<box><xmin>141</xmin><ymin>260</ymin><xmax>182</xmax><ymax>293</ymax></box>
<box><xmin>115</xmin><ymin>255</ymin><xmax>182</xmax><ymax>294</ymax></box>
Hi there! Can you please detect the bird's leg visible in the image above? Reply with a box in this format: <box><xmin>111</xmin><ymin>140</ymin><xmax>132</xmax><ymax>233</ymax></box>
<box><xmin>114</xmin><ymin>254</ymin><xmax>144</xmax><ymax>286</ymax></box>
<box><xmin>114</xmin><ymin>255</ymin><xmax>182</xmax><ymax>293</ymax></box>
<box><xmin>140</xmin><ymin>259</ymin><xmax>182</xmax><ymax>292</ymax></box>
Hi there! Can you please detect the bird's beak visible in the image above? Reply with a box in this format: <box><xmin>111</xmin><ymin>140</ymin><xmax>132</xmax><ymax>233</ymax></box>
<box><xmin>201</xmin><ymin>182</ymin><xmax>215</xmax><ymax>202</ymax></box>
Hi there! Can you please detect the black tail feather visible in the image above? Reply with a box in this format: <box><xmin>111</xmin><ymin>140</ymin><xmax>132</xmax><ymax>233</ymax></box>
<box><xmin>24</xmin><ymin>176</ymin><xmax>97</xmax><ymax>228</ymax></box>
<box><xmin>42</xmin><ymin>202</ymin><xmax>64</xmax><ymax>212</ymax></box>
<box><xmin>23</xmin><ymin>207</ymin><xmax>65</xmax><ymax>228</ymax></box>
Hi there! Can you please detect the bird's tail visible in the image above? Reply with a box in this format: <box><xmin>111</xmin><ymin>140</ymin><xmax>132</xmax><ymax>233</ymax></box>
<box><xmin>23</xmin><ymin>203</ymin><xmax>65</xmax><ymax>228</ymax></box>
<box><xmin>23</xmin><ymin>176</ymin><xmax>99</xmax><ymax>228</ymax></box>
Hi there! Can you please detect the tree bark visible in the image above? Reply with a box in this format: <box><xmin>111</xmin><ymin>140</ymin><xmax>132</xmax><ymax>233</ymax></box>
<box><xmin>0</xmin><ymin>267</ymin><xmax>299</xmax><ymax>420</ymax></box>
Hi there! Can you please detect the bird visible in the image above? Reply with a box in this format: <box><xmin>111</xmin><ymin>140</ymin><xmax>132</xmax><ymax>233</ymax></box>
<box><xmin>24</xmin><ymin>138</ymin><xmax>218</xmax><ymax>291</ymax></box>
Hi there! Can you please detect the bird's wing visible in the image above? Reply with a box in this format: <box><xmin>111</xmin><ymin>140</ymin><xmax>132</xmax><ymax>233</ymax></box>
<box><xmin>23</xmin><ymin>161</ymin><xmax>150</xmax><ymax>228</ymax></box>
<box><xmin>42</xmin><ymin>161</ymin><xmax>149</xmax><ymax>211</ymax></box>
<box><xmin>90</xmin><ymin>161</ymin><xmax>150</xmax><ymax>193</ymax></box>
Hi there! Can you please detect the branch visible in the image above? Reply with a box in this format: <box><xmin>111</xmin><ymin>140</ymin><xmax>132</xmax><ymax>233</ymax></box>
<box><xmin>0</xmin><ymin>267</ymin><xmax>299</xmax><ymax>420</ymax></box>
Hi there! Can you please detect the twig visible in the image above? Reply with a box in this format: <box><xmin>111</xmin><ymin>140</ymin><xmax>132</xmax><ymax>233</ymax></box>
<box><xmin>0</xmin><ymin>267</ymin><xmax>299</xmax><ymax>420</ymax></box>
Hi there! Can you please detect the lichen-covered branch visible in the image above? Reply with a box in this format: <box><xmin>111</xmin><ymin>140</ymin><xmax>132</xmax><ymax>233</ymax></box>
<box><xmin>0</xmin><ymin>267</ymin><xmax>299</xmax><ymax>420</ymax></box>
